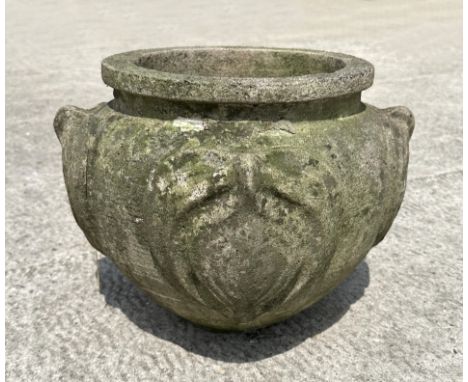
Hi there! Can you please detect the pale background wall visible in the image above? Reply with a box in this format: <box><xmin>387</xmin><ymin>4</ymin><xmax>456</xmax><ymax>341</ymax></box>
<box><xmin>6</xmin><ymin>0</ymin><xmax>462</xmax><ymax>380</ymax></box>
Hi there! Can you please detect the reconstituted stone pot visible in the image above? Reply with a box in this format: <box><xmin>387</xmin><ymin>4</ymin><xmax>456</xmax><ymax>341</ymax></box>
<box><xmin>54</xmin><ymin>47</ymin><xmax>414</xmax><ymax>331</ymax></box>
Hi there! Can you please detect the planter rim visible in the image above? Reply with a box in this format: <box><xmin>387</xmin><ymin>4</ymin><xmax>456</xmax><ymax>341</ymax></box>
<box><xmin>101</xmin><ymin>46</ymin><xmax>374</xmax><ymax>104</ymax></box>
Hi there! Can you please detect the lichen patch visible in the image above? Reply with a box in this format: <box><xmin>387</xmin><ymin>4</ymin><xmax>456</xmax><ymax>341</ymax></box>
<box><xmin>173</xmin><ymin>117</ymin><xmax>206</xmax><ymax>132</ymax></box>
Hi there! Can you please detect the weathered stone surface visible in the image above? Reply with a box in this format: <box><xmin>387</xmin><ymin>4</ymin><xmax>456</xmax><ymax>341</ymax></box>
<box><xmin>54</xmin><ymin>47</ymin><xmax>414</xmax><ymax>330</ymax></box>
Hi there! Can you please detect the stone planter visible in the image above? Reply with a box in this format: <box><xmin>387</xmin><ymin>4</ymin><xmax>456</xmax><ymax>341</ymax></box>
<box><xmin>54</xmin><ymin>47</ymin><xmax>414</xmax><ymax>331</ymax></box>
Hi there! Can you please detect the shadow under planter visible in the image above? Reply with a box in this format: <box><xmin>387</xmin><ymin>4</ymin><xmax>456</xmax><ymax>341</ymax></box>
<box><xmin>97</xmin><ymin>257</ymin><xmax>369</xmax><ymax>363</ymax></box>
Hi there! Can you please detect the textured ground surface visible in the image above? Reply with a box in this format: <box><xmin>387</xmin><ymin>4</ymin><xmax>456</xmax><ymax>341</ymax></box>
<box><xmin>6</xmin><ymin>0</ymin><xmax>462</xmax><ymax>381</ymax></box>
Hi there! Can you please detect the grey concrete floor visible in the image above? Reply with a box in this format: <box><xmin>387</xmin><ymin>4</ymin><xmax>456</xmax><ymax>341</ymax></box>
<box><xmin>6</xmin><ymin>0</ymin><xmax>462</xmax><ymax>381</ymax></box>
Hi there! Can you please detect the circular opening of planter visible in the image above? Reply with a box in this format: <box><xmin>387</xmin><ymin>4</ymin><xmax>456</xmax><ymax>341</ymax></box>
<box><xmin>136</xmin><ymin>49</ymin><xmax>346</xmax><ymax>78</ymax></box>
<box><xmin>102</xmin><ymin>47</ymin><xmax>374</xmax><ymax>103</ymax></box>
